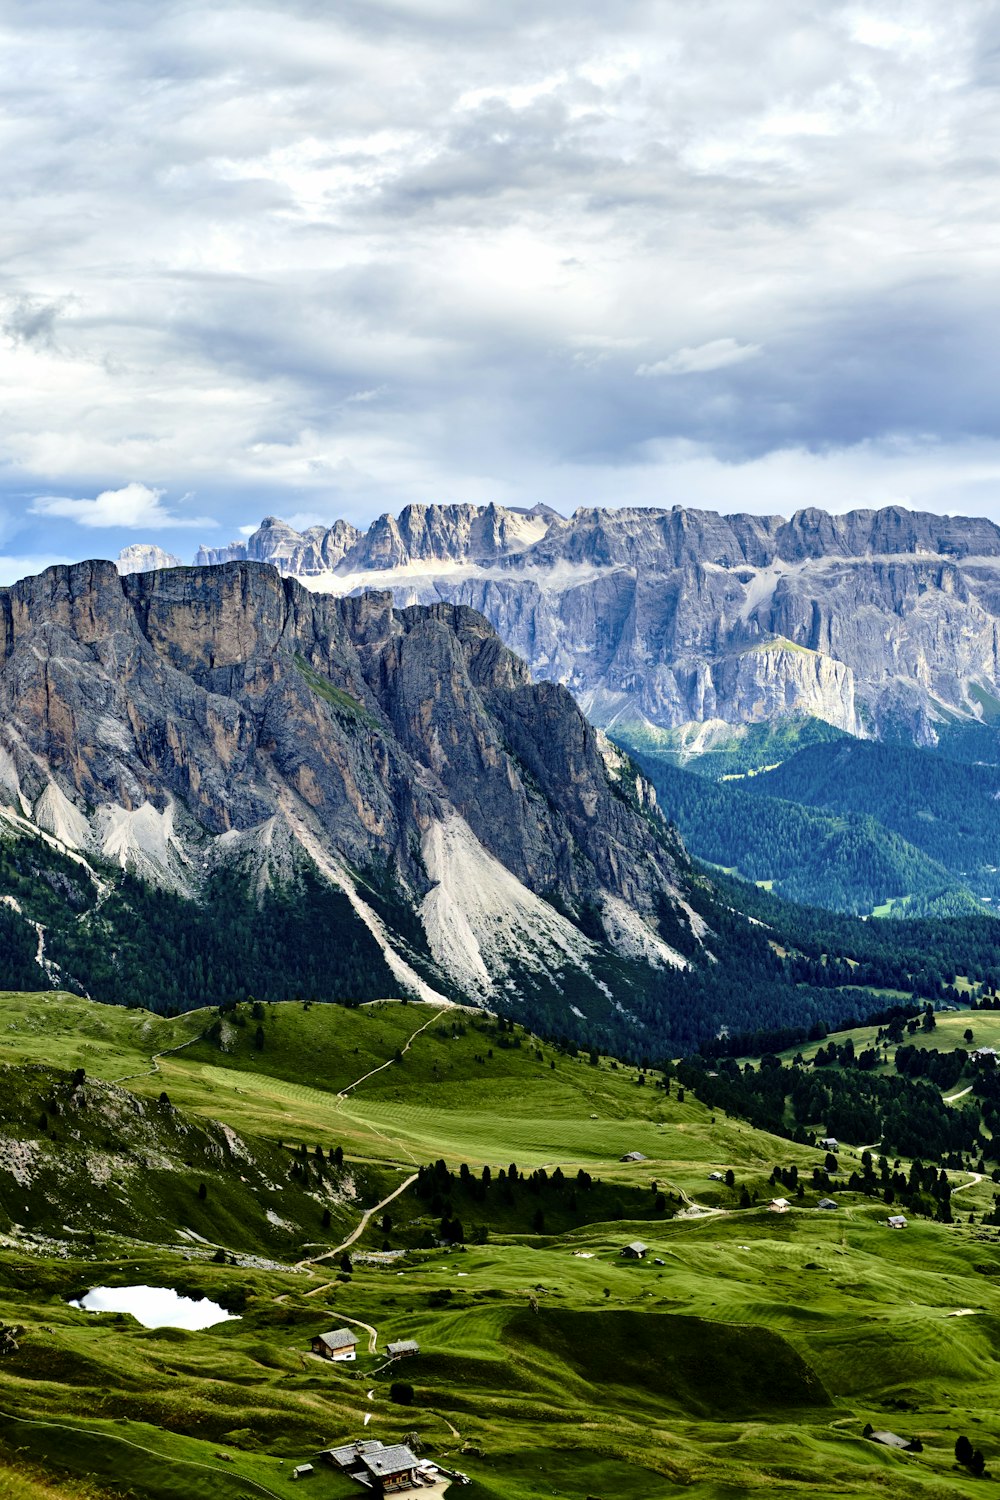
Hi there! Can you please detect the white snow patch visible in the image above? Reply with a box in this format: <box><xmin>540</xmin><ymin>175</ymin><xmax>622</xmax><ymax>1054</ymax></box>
<box><xmin>34</xmin><ymin>783</ymin><xmax>90</xmax><ymax>851</ymax></box>
<box><xmin>299</xmin><ymin>558</ymin><xmax>621</xmax><ymax>599</ymax></box>
<box><xmin>419</xmin><ymin>814</ymin><xmax>596</xmax><ymax>999</ymax></box>
<box><xmin>600</xmin><ymin>893</ymin><xmax>686</xmax><ymax>969</ymax></box>
<box><xmin>570</xmin><ymin>1005</ymin><xmax>587</xmax><ymax>1019</ymax></box>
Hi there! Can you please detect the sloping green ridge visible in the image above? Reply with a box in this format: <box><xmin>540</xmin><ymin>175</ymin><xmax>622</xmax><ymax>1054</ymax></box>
<box><xmin>0</xmin><ymin>1412</ymin><xmax>280</xmax><ymax>1500</ymax></box>
<box><xmin>504</xmin><ymin>1306</ymin><xmax>830</xmax><ymax>1415</ymax></box>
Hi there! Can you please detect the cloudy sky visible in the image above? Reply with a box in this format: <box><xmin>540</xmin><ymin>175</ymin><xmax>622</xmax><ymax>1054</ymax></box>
<box><xmin>2</xmin><ymin>0</ymin><xmax>1000</xmax><ymax>577</ymax></box>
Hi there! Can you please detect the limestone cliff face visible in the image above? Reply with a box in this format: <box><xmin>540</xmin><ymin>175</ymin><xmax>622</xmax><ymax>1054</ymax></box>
<box><xmin>200</xmin><ymin>501</ymin><xmax>1000</xmax><ymax>742</ymax></box>
<box><xmin>0</xmin><ymin>561</ymin><xmax>692</xmax><ymax>1003</ymax></box>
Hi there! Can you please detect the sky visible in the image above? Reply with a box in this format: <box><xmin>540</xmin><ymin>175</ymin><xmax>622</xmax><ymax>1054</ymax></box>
<box><xmin>3</xmin><ymin>0</ymin><xmax>1000</xmax><ymax>579</ymax></box>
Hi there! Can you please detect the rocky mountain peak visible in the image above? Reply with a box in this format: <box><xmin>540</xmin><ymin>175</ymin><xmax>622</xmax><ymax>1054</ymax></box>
<box><xmin>116</xmin><ymin>543</ymin><xmax>184</xmax><ymax>575</ymax></box>
<box><xmin>0</xmin><ymin>558</ymin><xmax>695</xmax><ymax>1010</ymax></box>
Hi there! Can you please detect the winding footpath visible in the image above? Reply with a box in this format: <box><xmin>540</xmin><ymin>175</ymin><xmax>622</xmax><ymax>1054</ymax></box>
<box><xmin>301</xmin><ymin>1171</ymin><xmax>420</xmax><ymax>1267</ymax></box>
<box><xmin>113</xmin><ymin>1034</ymin><xmax>203</xmax><ymax>1086</ymax></box>
<box><xmin>951</xmin><ymin>1171</ymin><xmax>984</xmax><ymax>1196</ymax></box>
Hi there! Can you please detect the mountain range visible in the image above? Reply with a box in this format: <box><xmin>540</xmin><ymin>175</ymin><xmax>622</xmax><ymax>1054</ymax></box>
<box><xmin>152</xmin><ymin>500</ymin><xmax>1000</xmax><ymax>751</ymax></box>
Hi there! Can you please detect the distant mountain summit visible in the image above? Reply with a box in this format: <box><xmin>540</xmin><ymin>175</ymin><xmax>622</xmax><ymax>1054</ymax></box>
<box><xmin>183</xmin><ymin>501</ymin><xmax>1000</xmax><ymax>747</ymax></box>
<box><xmin>116</xmin><ymin>543</ymin><xmax>183</xmax><ymax>574</ymax></box>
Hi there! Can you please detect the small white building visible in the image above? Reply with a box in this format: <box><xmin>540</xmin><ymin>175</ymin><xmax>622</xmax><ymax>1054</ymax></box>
<box><xmin>292</xmin><ymin>1463</ymin><xmax>314</xmax><ymax>1480</ymax></box>
<box><xmin>769</xmin><ymin>1197</ymin><xmax>790</xmax><ymax>1213</ymax></box>
<box><xmin>887</xmin><ymin>1214</ymin><xmax>908</xmax><ymax>1230</ymax></box>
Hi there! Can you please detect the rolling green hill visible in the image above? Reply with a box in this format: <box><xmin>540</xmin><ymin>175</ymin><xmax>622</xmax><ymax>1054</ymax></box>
<box><xmin>3</xmin><ymin>992</ymin><xmax>1000</xmax><ymax>1499</ymax></box>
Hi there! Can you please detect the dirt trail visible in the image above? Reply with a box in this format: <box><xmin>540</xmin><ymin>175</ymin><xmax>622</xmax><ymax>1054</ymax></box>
<box><xmin>951</xmin><ymin>1171</ymin><xmax>984</xmax><ymax>1195</ymax></box>
<box><xmin>337</xmin><ymin>1007</ymin><xmax>449</xmax><ymax>1098</ymax></box>
<box><xmin>113</xmin><ymin>1034</ymin><xmax>203</xmax><ymax>1085</ymax></box>
<box><xmin>299</xmin><ymin>1172</ymin><xmax>419</xmax><ymax>1268</ymax></box>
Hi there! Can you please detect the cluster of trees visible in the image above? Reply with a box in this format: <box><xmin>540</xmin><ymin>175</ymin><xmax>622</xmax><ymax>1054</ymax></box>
<box><xmin>746</xmin><ymin>740</ymin><xmax>1000</xmax><ymax>894</ymax></box>
<box><xmin>680</xmin><ymin>1051</ymin><xmax>988</xmax><ymax>1166</ymax></box>
<box><xmin>624</xmin><ymin>731</ymin><xmax>1000</xmax><ymax>913</ymax></box>
<box><xmin>622</xmin><ymin>742</ymin><xmax>966</xmax><ymax>914</ymax></box>
<box><xmin>285</xmin><ymin>1139</ymin><xmax>345</xmax><ymax>1195</ymax></box>
<box><xmin>0</xmin><ymin>832</ymin><xmax>403</xmax><ymax>1010</ymax></box>
<box><xmin>770</xmin><ymin>1152</ymin><xmax>954</xmax><ymax>1221</ymax></box>
<box><xmin>410</xmin><ymin>1157</ymin><xmax>674</xmax><ymax>1240</ymax></box>
<box><xmin>894</xmin><ymin>1045</ymin><xmax>968</xmax><ymax>1092</ymax></box>
<box><xmin>955</xmin><ymin>1435</ymin><xmax>988</xmax><ymax>1477</ymax></box>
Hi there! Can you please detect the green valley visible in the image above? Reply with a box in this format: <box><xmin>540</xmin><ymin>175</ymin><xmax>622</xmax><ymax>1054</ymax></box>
<box><xmin>3</xmin><ymin>993</ymin><xmax>1000</xmax><ymax>1498</ymax></box>
<box><xmin>613</xmin><ymin>721</ymin><xmax>1000</xmax><ymax>918</ymax></box>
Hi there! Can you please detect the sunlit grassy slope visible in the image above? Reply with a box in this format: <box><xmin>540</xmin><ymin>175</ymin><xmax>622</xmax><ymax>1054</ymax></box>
<box><xmin>2</xmin><ymin>992</ymin><xmax>1000</xmax><ymax>1499</ymax></box>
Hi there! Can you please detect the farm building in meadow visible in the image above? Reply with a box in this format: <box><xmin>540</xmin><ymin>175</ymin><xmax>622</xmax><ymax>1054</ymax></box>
<box><xmin>620</xmin><ymin>1151</ymin><xmax>647</xmax><ymax>1162</ymax></box>
<box><xmin>869</xmin><ymin>1430</ymin><xmax>917</xmax><ymax>1451</ymax></box>
<box><xmin>817</xmin><ymin>1198</ymin><xmax>838</xmax><ymax>1210</ymax></box>
<box><xmin>311</xmin><ymin>1327</ymin><xmax>358</xmax><ymax>1360</ymax></box>
<box><xmin>768</xmin><ymin>1197</ymin><xmax>790</xmax><ymax>1213</ymax></box>
<box><xmin>291</xmin><ymin>1464</ymin><xmax>314</xmax><ymax>1480</ymax></box>
<box><xmin>707</xmin><ymin>1171</ymin><xmax>725</xmax><ymax>1182</ymax></box>
<box><xmin>387</xmin><ymin>1339</ymin><xmax>420</xmax><ymax>1358</ymax></box>
<box><xmin>818</xmin><ymin>1137</ymin><xmax>838</xmax><ymax>1152</ymax></box>
<box><xmin>620</xmin><ymin>1240</ymin><xmax>649</xmax><ymax>1259</ymax></box>
<box><xmin>887</xmin><ymin>1215</ymin><xmax>908</xmax><ymax>1229</ymax></box>
<box><xmin>320</xmin><ymin>1439</ymin><xmax>421</xmax><ymax>1496</ymax></box>
<box><xmin>360</xmin><ymin>1443</ymin><xmax>421</xmax><ymax>1494</ymax></box>
<box><xmin>321</xmin><ymin>1440</ymin><xmax>385</xmax><ymax>1471</ymax></box>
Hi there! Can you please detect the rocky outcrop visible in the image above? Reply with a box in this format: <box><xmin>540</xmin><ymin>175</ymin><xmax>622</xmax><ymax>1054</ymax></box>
<box><xmin>196</xmin><ymin>502</ymin><xmax>1000</xmax><ymax>744</ymax></box>
<box><xmin>0</xmin><ymin>560</ymin><xmax>694</xmax><ymax>1005</ymax></box>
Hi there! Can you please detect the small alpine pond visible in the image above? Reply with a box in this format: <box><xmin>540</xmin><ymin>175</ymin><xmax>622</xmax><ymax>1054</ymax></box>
<box><xmin>70</xmin><ymin>1285</ymin><xmax>240</xmax><ymax>1330</ymax></box>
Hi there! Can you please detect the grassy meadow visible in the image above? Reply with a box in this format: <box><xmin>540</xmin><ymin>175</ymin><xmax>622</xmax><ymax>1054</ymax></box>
<box><xmin>1</xmin><ymin>992</ymin><xmax>1000</xmax><ymax>1497</ymax></box>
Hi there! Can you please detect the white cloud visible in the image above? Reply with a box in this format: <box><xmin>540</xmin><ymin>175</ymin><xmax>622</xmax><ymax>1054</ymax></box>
<box><xmin>0</xmin><ymin>554</ymin><xmax>76</xmax><ymax>585</ymax></box>
<box><xmin>30</xmin><ymin>483</ymin><xmax>214</xmax><ymax>531</ymax></box>
<box><xmin>636</xmin><ymin>340</ymin><xmax>762</xmax><ymax>377</ymax></box>
<box><xmin>0</xmin><ymin>0</ymin><xmax>996</xmax><ymax>554</ymax></box>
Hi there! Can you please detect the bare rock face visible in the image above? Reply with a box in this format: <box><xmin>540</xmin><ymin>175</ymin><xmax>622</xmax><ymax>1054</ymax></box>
<box><xmin>0</xmin><ymin>560</ymin><xmax>693</xmax><ymax>1003</ymax></box>
<box><xmin>204</xmin><ymin>501</ymin><xmax>1000</xmax><ymax>744</ymax></box>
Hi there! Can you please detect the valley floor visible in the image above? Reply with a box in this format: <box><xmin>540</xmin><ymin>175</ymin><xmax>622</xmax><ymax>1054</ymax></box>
<box><xmin>1</xmin><ymin>993</ymin><xmax>999</xmax><ymax>1499</ymax></box>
